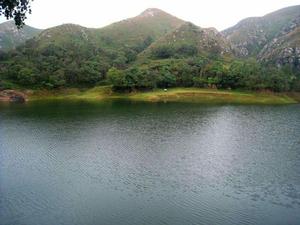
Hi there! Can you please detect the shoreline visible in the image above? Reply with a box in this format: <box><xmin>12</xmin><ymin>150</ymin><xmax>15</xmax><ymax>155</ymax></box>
<box><xmin>1</xmin><ymin>86</ymin><xmax>299</xmax><ymax>105</ymax></box>
<box><xmin>20</xmin><ymin>86</ymin><xmax>300</xmax><ymax>105</ymax></box>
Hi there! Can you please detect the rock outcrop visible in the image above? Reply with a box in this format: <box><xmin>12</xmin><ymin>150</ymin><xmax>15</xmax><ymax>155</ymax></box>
<box><xmin>222</xmin><ymin>5</ymin><xmax>300</xmax><ymax>70</ymax></box>
<box><xmin>0</xmin><ymin>90</ymin><xmax>27</xmax><ymax>103</ymax></box>
<box><xmin>258</xmin><ymin>16</ymin><xmax>300</xmax><ymax>69</ymax></box>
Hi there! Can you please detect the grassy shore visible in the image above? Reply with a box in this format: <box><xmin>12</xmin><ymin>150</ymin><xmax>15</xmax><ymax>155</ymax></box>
<box><xmin>27</xmin><ymin>86</ymin><xmax>300</xmax><ymax>104</ymax></box>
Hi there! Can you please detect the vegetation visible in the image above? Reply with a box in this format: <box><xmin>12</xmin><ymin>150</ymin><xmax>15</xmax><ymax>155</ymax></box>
<box><xmin>0</xmin><ymin>21</ymin><xmax>41</xmax><ymax>51</ymax></box>
<box><xmin>0</xmin><ymin>46</ymin><xmax>299</xmax><ymax>93</ymax></box>
<box><xmin>0</xmin><ymin>0</ymin><xmax>32</xmax><ymax>27</ymax></box>
<box><xmin>223</xmin><ymin>5</ymin><xmax>300</xmax><ymax>57</ymax></box>
<box><xmin>105</xmin><ymin>58</ymin><xmax>300</xmax><ymax>92</ymax></box>
<box><xmin>0</xmin><ymin>7</ymin><xmax>299</xmax><ymax>99</ymax></box>
<box><xmin>28</xmin><ymin>86</ymin><xmax>299</xmax><ymax>104</ymax></box>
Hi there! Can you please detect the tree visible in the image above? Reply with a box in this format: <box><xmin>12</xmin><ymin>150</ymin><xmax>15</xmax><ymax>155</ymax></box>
<box><xmin>107</xmin><ymin>67</ymin><xmax>125</xmax><ymax>89</ymax></box>
<box><xmin>157</xmin><ymin>67</ymin><xmax>176</xmax><ymax>88</ymax></box>
<box><xmin>17</xmin><ymin>67</ymin><xmax>36</xmax><ymax>85</ymax></box>
<box><xmin>152</xmin><ymin>46</ymin><xmax>174</xmax><ymax>59</ymax></box>
<box><xmin>0</xmin><ymin>0</ymin><xmax>33</xmax><ymax>27</ymax></box>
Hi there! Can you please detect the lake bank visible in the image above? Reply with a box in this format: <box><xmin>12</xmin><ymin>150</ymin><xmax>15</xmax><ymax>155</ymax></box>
<box><xmin>2</xmin><ymin>86</ymin><xmax>300</xmax><ymax>104</ymax></box>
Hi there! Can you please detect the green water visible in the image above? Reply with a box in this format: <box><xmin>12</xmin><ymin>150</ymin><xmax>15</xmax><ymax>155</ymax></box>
<box><xmin>0</xmin><ymin>100</ymin><xmax>300</xmax><ymax>225</ymax></box>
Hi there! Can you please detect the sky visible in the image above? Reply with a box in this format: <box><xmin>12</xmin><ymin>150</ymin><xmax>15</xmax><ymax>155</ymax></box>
<box><xmin>1</xmin><ymin>0</ymin><xmax>299</xmax><ymax>31</ymax></box>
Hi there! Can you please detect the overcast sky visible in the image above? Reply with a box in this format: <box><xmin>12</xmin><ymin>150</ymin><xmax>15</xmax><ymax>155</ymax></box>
<box><xmin>1</xmin><ymin>0</ymin><xmax>299</xmax><ymax>30</ymax></box>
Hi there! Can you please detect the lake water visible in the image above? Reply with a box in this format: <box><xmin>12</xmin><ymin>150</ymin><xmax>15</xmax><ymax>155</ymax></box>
<box><xmin>0</xmin><ymin>100</ymin><xmax>300</xmax><ymax>225</ymax></box>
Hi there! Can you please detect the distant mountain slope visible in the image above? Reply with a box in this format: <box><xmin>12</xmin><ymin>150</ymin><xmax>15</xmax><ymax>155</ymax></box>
<box><xmin>139</xmin><ymin>22</ymin><xmax>234</xmax><ymax>60</ymax></box>
<box><xmin>15</xmin><ymin>8</ymin><xmax>184</xmax><ymax>53</ymax></box>
<box><xmin>0</xmin><ymin>21</ymin><xmax>42</xmax><ymax>51</ymax></box>
<box><xmin>0</xmin><ymin>9</ymin><xmax>187</xmax><ymax>87</ymax></box>
<box><xmin>223</xmin><ymin>5</ymin><xmax>300</xmax><ymax>57</ymax></box>
<box><xmin>1</xmin><ymin>6</ymin><xmax>300</xmax><ymax>91</ymax></box>
<box><xmin>95</xmin><ymin>8</ymin><xmax>185</xmax><ymax>52</ymax></box>
<box><xmin>258</xmin><ymin>16</ymin><xmax>300</xmax><ymax>69</ymax></box>
<box><xmin>4</xmin><ymin>8</ymin><xmax>185</xmax><ymax>72</ymax></box>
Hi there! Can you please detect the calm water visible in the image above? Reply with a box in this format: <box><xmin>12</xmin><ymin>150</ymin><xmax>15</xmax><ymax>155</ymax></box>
<box><xmin>0</xmin><ymin>101</ymin><xmax>300</xmax><ymax>225</ymax></box>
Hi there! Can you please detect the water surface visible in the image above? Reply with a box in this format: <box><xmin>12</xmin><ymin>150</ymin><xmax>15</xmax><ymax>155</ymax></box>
<box><xmin>1</xmin><ymin>101</ymin><xmax>300</xmax><ymax>225</ymax></box>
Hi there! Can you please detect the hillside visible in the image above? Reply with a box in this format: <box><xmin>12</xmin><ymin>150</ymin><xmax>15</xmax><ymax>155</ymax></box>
<box><xmin>258</xmin><ymin>16</ymin><xmax>300</xmax><ymax>70</ymax></box>
<box><xmin>33</xmin><ymin>24</ymin><xmax>94</xmax><ymax>48</ymax></box>
<box><xmin>96</xmin><ymin>8</ymin><xmax>184</xmax><ymax>51</ymax></box>
<box><xmin>0</xmin><ymin>21</ymin><xmax>42</xmax><ymax>51</ymax></box>
<box><xmin>0</xmin><ymin>6</ymin><xmax>299</xmax><ymax>92</ymax></box>
<box><xmin>10</xmin><ymin>8</ymin><xmax>185</xmax><ymax>61</ymax></box>
<box><xmin>223</xmin><ymin>5</ymin><xmax>300</xmax><ymax>57</ymax></box>
<box><xmin>139</xmin><ymin>22</ymin><xmax>233</xmax><ymax>60</ymax></box>
<box><xmin>0</xmin><ymin>9</ymin><xmax>186</xmax><ymax>88</ymax></box>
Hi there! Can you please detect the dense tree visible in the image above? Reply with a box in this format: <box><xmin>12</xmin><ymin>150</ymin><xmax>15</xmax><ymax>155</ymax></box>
<box><xmin>107</xmin><ymin>67</ymin><xmax>125</xmax><ymax>90</ymax></box>
<box><xmin>0</xmin><ymin>0</ymin><xmax>32</xmax><ymax>27</ymax></box>
<box><xmin>151</xmin><ymin>46</ymin><xmax>174</xmax><ymax>59</ymax></box>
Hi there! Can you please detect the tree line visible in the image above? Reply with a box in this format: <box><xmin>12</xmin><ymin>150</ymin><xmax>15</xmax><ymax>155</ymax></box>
<box><xmin>0</xmin><ymin>45</ymin><xmax>299</xmax><ymax>92</ymax></box>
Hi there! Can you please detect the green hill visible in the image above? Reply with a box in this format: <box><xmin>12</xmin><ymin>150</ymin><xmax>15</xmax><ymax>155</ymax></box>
<box><xmin>139</xmin><ymin>22</ymin><xmax>234</xmax><ymax>60</ymax></box>
<box><xmin>28</xmin><ymin>8</ymin><xmax>184</xmax><ymax>53</ymax></box>
<box><xmin>0</xmin><ymin>21</ymin><xmax>42</xmax><ymax>51</ymax></box>
<box><xmin>0</xmin><ymin>9</ymin><xmax>185</xmax><ymax>87</ymax></box>
<box><xmin>0</xmin><ymin>6</ymin><xmax>299</xmax><ymax>92</ymax></box>
<box><xmin>96</xmin><ymin>8</ymin><xmax>184</xmax><ymax>51</ymax></box>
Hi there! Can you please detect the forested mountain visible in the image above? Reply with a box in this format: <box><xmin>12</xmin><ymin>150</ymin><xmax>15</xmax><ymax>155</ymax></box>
<box><xmin>139</xmin><ymin>22</ymin><xmax>234</xmax><ymax>60</ymax></box>
<box><xmin>96</xmin><ymin>8</ymin><xmax>184</xmax><ymax>50</ymax></box>
<box><xmin>0</xmin><ymin>21</ymin><xmax>42</xmax><ymax>51</ymax></box>
<box><xmin>0</xmin><ymin>6</ymin><xmax>299</xmax><ymax>91</ymax></box>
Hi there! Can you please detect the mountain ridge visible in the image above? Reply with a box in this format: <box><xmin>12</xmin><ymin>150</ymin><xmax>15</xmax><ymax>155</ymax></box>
<box><xmin>0</xmin><ymin>21</ymin><xmax>42</xmax><ymax>51</ymax></box>
<box><xmin>0</xmin><ymin>6</ymin><xmax>299</xmax><ymax>92</ymax></box>
<box><xmin>222</xmin><ymin>5</ymin><xmax>300</xmax><ymax>57</ymax></box>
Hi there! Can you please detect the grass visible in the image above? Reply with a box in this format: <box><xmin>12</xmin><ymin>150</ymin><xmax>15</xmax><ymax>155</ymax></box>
<box><xmin>28</xmin><ymin>86</ymin><xmax>299</xmax><ymax>105</ymax></box>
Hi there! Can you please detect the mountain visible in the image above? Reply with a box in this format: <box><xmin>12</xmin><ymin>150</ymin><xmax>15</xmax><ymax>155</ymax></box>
<box><xmin>11</xmin><ymin>8</ymin><xmax>185</xmax><ymax>64</ymax></box>
<box><xmin>0</xmin><ymin>9</ymin><xmax>186</xmax><ymax>87</ymax></box>
<box><xmin>223</xmin><ymin>5</ymin><xmax>300</xmax><ymax>57</ymax></box>
<box><xmin>96</xmin><ymin>8</ymin><xmax>185</xmax><ymax>50</ymax></box>
<box><xmin>28</xmin><ymin>8</ymin><xmax>184</xmax><ymax>53</ymax></box>
<box><xmin>139</xmin><ymin>22</ymin><xmax>234</xmax><ymax>60</ymax></box>
<box><xmin>258</xmin><ymin>16</ymin><xmax>300</xmax><ymax>69</ymax></box>
<box><xmin>0</xmin><ymin>21</ymin><xmax>42</xmax><ymax>51</ymax></box>
<box><xmin>1</xmin><ymin>6</ymin><xmax>300</xmax><ymax>92</ymax></box>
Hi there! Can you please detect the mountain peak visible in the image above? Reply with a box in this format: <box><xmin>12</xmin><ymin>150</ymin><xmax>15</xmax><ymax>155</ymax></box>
<box><xmin>139</xmin><ymin>8</ymin><xmax>166</xmax><ymax>17</ymax></box>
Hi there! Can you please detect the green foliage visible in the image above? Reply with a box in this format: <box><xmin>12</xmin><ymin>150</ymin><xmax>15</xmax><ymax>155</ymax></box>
<box><xmin>157</xmin><ymin>66</ymin><xmax>176</xmax><ymax>88</ymax></box>
<box><xmin>107</xmin><ymin>67</ymin><xmax>125</xmax><ymax>89</ymax></box>
<box><xmin>0</xmin><ymin>7</ymin><xmax>299</xmax><ymax>93</ymax></box>
<box><xmin>17</xmin><ymin>67</ymin><xmax>36</xmax><ymax>85</ymax></box>
<box><xmin>0</xmin><ymin>80</ymin><xmax>17</xmax><ymax>90</ymax></box>
<box><xmin>151</xmin><ymin>45</ymin><xmax>174</xmax><ymax>59</ymax></box>
<box><xmin>107</xmin><ymin>57</ymin><xmax>300</xmax><ymax>92</ymax></box>
<box><xmin>0</xmin><ymin>0</ymin><xmax>33</xmax><ymax>27</ymax></box>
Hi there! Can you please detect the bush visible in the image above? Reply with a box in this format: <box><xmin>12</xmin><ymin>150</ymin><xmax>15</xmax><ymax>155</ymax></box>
<box><xmin>151</xmin><ymin>46</ymin><xmax>174</xmax><ymax>59</ymax></box>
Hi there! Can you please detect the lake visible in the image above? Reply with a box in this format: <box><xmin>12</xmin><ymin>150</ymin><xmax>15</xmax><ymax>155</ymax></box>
<box><xmin>0</xmin><ymin>100</ymin><xmax>300</xmax><ymax>225</ymax></box>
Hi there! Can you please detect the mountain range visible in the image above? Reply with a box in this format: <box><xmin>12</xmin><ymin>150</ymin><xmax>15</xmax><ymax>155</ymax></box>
<box><xmin>1</xmin><ymin>6</ymin><xmax>299</xmax><ymax>68</ymax></box>
<box><xmin>0</xmin><ymin>6</ymin><xmax>299</xmax><ymax>91</ymax></box>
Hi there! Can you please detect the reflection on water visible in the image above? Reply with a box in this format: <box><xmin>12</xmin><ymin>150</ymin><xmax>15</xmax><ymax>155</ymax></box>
<box><xmin>1</xmin><ymin>101</ymin><xmax>300</xmax><ymax>225</ymax></box>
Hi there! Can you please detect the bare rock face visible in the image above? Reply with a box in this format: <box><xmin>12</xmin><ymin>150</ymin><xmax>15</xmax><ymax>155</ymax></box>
<box><xmin>258</xmin><ymin>16</ymin><xmax>300</xmax><ymax>69</ymax></box>
<box><xmin>223</xmin><ymin>5</ymin><xmax>300</xmax><ymax>60</ymax></box>
<box><xmin>0</xmin><ymin>90</ymin><xmax>26</xmax><ymax>103</ymax></box>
